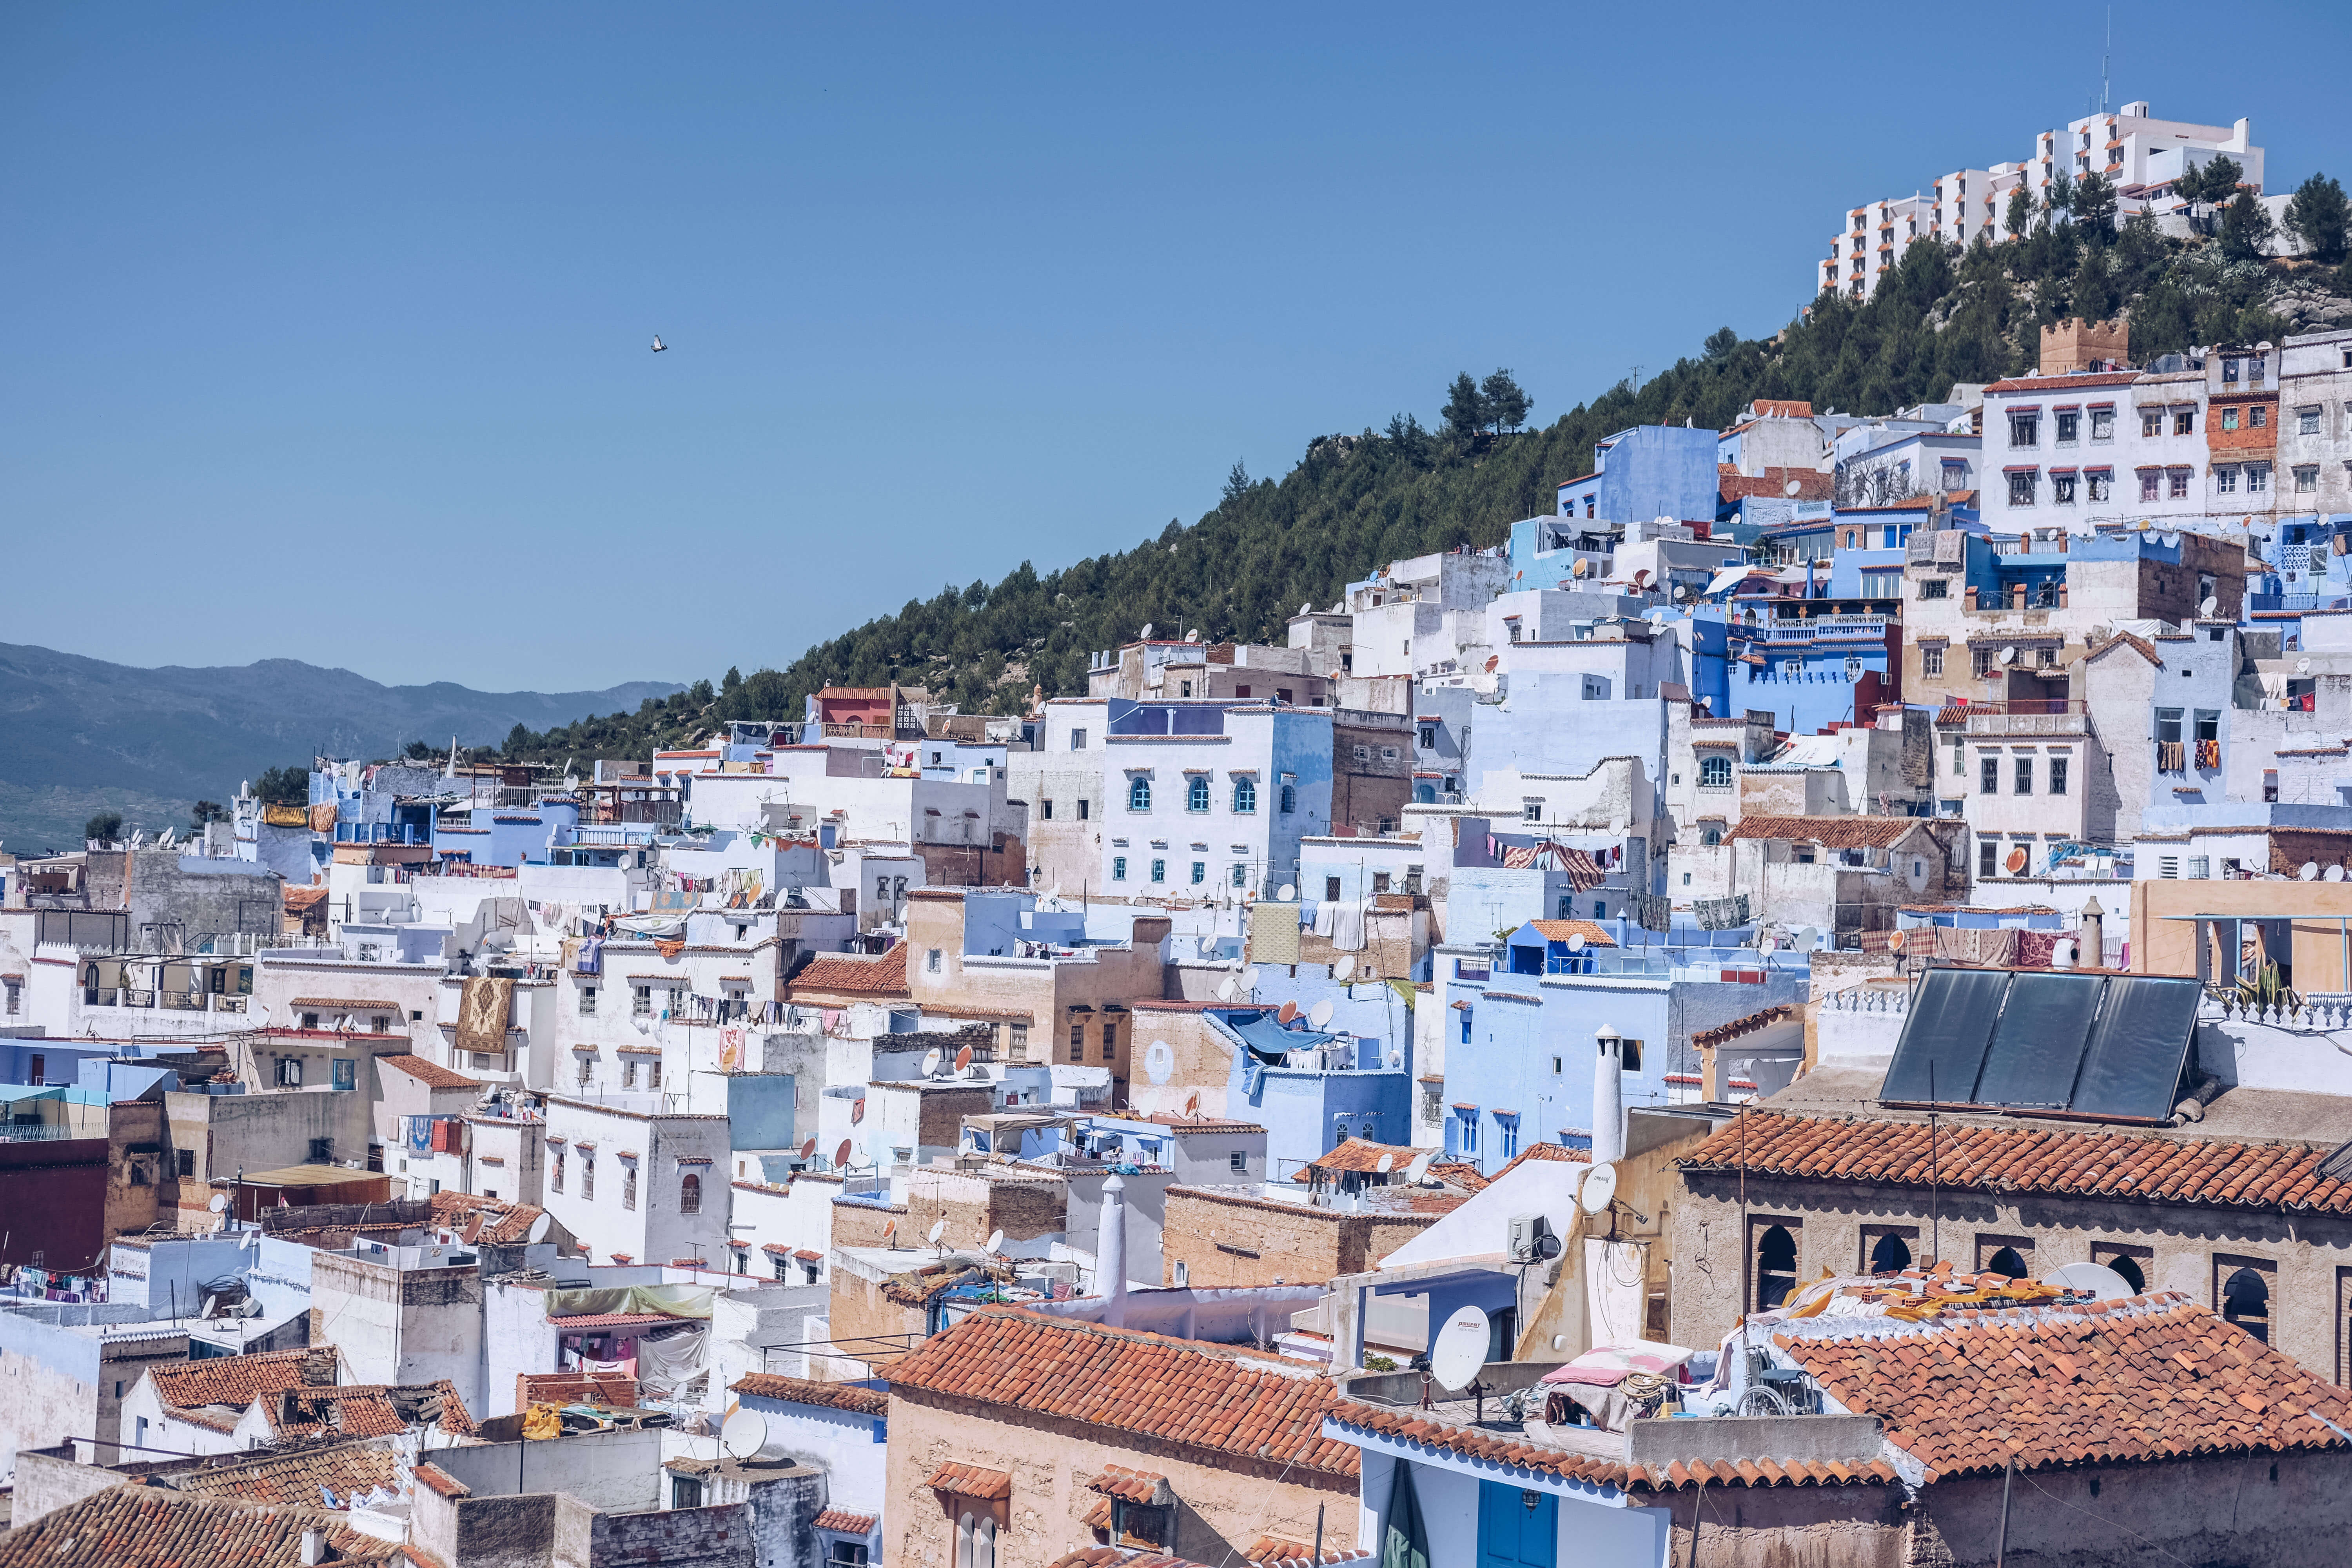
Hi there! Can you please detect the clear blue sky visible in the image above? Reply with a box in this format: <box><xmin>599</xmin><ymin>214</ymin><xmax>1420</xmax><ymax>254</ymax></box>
<box><xmin>7</xmin><ymin>2</ymin><xmax>2349</xmax><ymax>692</ymax></box>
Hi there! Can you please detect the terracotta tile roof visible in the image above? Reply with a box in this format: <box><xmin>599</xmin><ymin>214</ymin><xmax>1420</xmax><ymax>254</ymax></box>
<box><xmin>1724</xmin><ymin>814</ymin><xmax>1927</xmax><ymax>848</ymax></box>
<box><xmin>429</xmin><ymin>1189</ymin><xmax>549</xmax><ymax>1245</ymax></box>
<box><xmin>149</xmin><ymin>1348</ymin><xmax>335</xmax><ymax>1411</ymax></box>
<box><xmin>174</xmin><ymin>1441</ymin><xmax>400</xmax><ymax>1508</ymax></box>
<box><xmin>516</xmin><ymin>1370</ymin><xmax>639</xmax><ymax>1409</ymax></box>
<box><xmin>2085</xmin><ymin>630</ymin><xmax>2163</xmax><ymax>667</ymax></box>
<box><xmin>1244</xmin><ymin>1539</ymin><xmax>1312</xmax><ymax>1565</ymax></box>
<box><xmin>1489</xmin><ymin>1141</ymin><xmax>1592</xmax><ymax>1180</ymax></box>
<box><xmin>0</xmin><ymin>1486</ymin><xmax>401</xmax><ymax>1568</ymax></box>
<box><xmin>1084</xmin><ymin>1464</ymin><xmax>1170</xmax><ymax>1502</ymax></box>
<box><xmin>1776</xmin><ymin>1295</ymin><xmax>2352</xmax><ymax>1481</ymax></box>
<box><xmin>547</xmin><ymin>1311</ymin><xmax>677</xmax><ymax>1329</ymax></box>
<box><xmin>1325</xmin><ymin>1401</ymin><xmax>1896</xmax><ymax>1492</ymax></box>
<box><xmin>813</xmin><ymin>1510</ymin><xmax>878</xmax><ymax>1535</ymax></box>
<box><xmin>886</xmin><ymin>1306</ymin><xmax>1357</xmax><ymax>1477</ymax></box>
<box><xmin>731</xmin><ymin>1372</ymin><xmax>889</xmax><ymax>1415</ymax></box>
<box><xmin>1298</xmin><ymin>1137</ymin><xmax>1423</xmax><ymax>1178</ymax></box>
<box><xmin>1427</xmin><ymin>1160</ymin><xmax>1490</xmax><ymax>1192</ymax></box>
<box><xmin>1985</xmin><ymin>371</ymin><xmax>2142</xmax><ymax>392</ymax></box>
<box><xmin>1524</xmin><ymin>920</ymin><xmax>1618</xmax><ymax>948</ymax></box>
<box><xmin>786</xmin><ymin>944</ymin><xmax>909</xmax><ymax>1000</ymax></box>
<box><xmin>1676</xmin><ymin>1111</ymin><xmax>2352</xmax><ymax>1216</ymax></box>
<box><xmin>289</xmin><ymin>998</ymin><xmax>403</xmax><ymax>1012</ymax></box>
<box><xmin>263</xmin><ymin>1381</ymin><xmax>474</xmax><ymax>1440</ymax></box>
<box><xmin>377</xmin><ymin>1054</ymin><xmax>480</xmax><ymax>1091</ymax></box>
<box><xmin>1145</xmin><ymin>1112</ymin><xmax>1269</xmax><ymax>1134</ymax></box>
<box><xmin>414</xmin><ymin>1464</ymin><xmax>468</xmax><ymax>1498</ymax></box>
<box><xmin>1691</xmin><ymin>1005</ymin><xmax>1798</xmax><ymax>1049</ymax></box>
<box><xmin>926</xmin><ymin>1461</ymin><xmax>1013</xmax><ymax>1500</ymax></box>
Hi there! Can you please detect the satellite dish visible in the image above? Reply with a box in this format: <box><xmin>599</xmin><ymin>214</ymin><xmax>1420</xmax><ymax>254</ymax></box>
<box><xmin>526</xmin><ymin>1213</ymin><xmax>553</xmax><ymax>1246</ymax></box>
<box><xmin>926</xmin><ymin>1218</ymin><xmax>947</xmax><ymax>1245</ymax></box>
<box><xmin>883</xmin><ymin>1220</ymin><xmax>897</xmax><ymax>1245</ymax></box>
<box><xmin>1406</xmin><ymin>1151</ymin><xmax>1433</xmax><ymax>1184</ymax></box>
<box><xmin>720</xmin><ymin>1409</ymin><xmax>770</xmax><ymax>1459</ymax></box>
<box><xmin>1144</xmin><ymin>1040</ymin><xmax>1175</xmax><ymax>1085</ymax></box>
<box><xmin>2300</xmin><ymin>659</ymin><xmax>2314</xmax><ymax>675</ymax></box>
<box><xmin>1278</xmin><ymin>1001</ymin><xmax>1300</xmax><ymax>1025</ymax></box>
<box><xmin>1579</xmin><ymin>1161</ymin><xmax>1619</xmax><ymax>1216</ymax></box>
<box><xmin>1795</xmin><ymin>926</ymin><xmax>1820</xmax><ymax>951</ymax></box>
<box><xmin>984</xmin><ymin>1229</ymin><xmax>1004</xmax><ymax>1254</ymax></box>
<box><xmin>2046</xmin><ymin>1261</ymin><xmax>2138</xmax><ymax>1301</ymax></box>
<box><xmin>1299</xmin><ymin>603</ymin><xmax>1312</xmax><ymax>618</ymax></box>
<box><xmin>1277</xmin><ymin>884</ymin><xmax>1296</xmax><ymax>902</ymax></box>
<box><xmin>2331</xmin><ymin>865</ymin><xmax>2347</xmax><ymax>883</ymax></box>
<box><xmin>1428</xmin><ymin>1306</ymin><xmax>1492</xmax><ymax>1390</ymax></box>
<box><xmin>1567</xmin><ymin>933</ymin><xmax>1586</xmax><ymax>953</ymax></box>
<box><xmin>1375</xmin><ymin>1153</ymin><xmax>1395</xmax><ymax>1173</ymax></box>
<box><xmin>2004</xmin><ymin>847</ymin><xmax>2029</xmax><ymax>875</ymax></box>
<box><xmin>921</xmin><ymin>1050</ymin><xmax>942</xmax><ymax>1077</ymax></box>
<box><xmin>2200</xmin><ymin>596</ymin><xmax>2218</xmax><ymax>617</ymax></box>
<box><xmin>834</xmin><ymin>1138</ymin><xmax>853</xmax><ymax>1169</ymax></box>
<box><xmin>799</xmin><ymin>1138</ymin><xmax>817</xmax><ymax>1159</ymax></box>
<box><xmin>1782</xmin><ymin>479</ymin><xmax>1801</xmax><ymax>497</ymax></box>
<box><xmin>1334</xmin><ymin>955</ymin><xmax>1356</xmax><ymax>982</ymax></box>
<box><xmin>954</xmin><ymin>1045</ymin><xmax>974</xmax><ymax>1072</ymax></box>
<box><xmin>1308</xmin><ymin>999</ymin><xmax>1334</xmax><ymax>1029</ymax></box>
<box><xmin>2304</xmin><ymin>862</ymin><xmax>2321</xmax><ymax>882</ymax></box>
<box><xmin>1216</xmin><ymin>978</ymin><xmax>1238</xmax><ymax>1002</ymax></box>
<box><xmin>1139</xmin><ymin>622</ymin><xmax>1155</xmax><ymax>639</ymax></box>
<box><xmin>1385</xmin><ymin>1047</ymin><xmax>1404</xmax><ymax>1070</ymax></box>
<box><xmin>1998</xmin><ymin>646</ymin><xmax>2017</xmax><ymax>666</ymax></box>
<box><xmin>1183</xmin><ymin>1090</ymin><xmax>1201</xmax><ymax>1116</ymax></box>
<box><xmin>200</xmin><ymin>1294</ymin><xmax>219</xmax><ymax>1319</ymax></box>
<box><xmin>208</xmin><ymin>1194</ymin><xmax>229</xmax><ymax>1214</ymax></box>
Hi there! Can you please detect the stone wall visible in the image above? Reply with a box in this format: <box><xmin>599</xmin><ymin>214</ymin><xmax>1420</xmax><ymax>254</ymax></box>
<box><xmin>903</xmin><ymin>1167</ymin><xmax>1067</xmax><ymax>1251</ymax></box>
<box><xmin>1160</xmin><ymin>1187</ymin><xmax>1437</xmax><ymax>1286</ymax></box>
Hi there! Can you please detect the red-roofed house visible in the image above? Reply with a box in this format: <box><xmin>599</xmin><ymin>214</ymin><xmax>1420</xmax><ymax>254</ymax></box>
<box><xmin>882</xmin><ymin>1306</ymin><xmax>1357</xmax><ymax>1568</ymax></box>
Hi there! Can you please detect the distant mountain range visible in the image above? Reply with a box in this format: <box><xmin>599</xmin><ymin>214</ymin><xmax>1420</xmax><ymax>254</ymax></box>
<box><xmin>0</xmin><ymin>642</ymin><xmax>682</xmax><ymax>854</ymax></box>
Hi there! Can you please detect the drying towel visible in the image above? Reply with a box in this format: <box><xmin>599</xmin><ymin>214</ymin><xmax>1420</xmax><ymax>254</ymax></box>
<box><xmin>308</xmin><ymin>802</ymin><xmax>339</xmax><ymax>833</ymax></box>
<box><xmin>1331</xmin><ymin>898</ymin><xmax>1371</xmax><ymax>953</ymax></box>
<box><xmin>1311</xmin><ymin>900</ymin><xmax>1339</xmax><ymax>940</ymax></box>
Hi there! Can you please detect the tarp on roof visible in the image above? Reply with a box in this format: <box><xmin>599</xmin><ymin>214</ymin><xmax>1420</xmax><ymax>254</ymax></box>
<box><xmin>543</xmin><ymin>1283</ymin><xmax>713</xmax><ymax>1321</ymax></box>
<box><xmin>1225</xmin><ymin>1010</ymin><xmax>1335</xmax><ymax>1062</ymax></box>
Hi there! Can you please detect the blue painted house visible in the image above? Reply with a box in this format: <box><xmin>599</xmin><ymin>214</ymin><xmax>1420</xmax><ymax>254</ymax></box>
<box><xmin>1553</xmin><ymin>426</ymin><xmax>1720</xmax><ymax>527</ymax></box>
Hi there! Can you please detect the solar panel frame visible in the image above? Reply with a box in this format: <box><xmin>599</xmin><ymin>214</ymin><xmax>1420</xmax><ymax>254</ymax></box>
<box><xmin>1973</xmin><ymin>972</ymin><xmax>2107</xmax><ymax>1111</ymax></box>
<box><xmin>1878</xmin><ymin>967</ymin><xmax>2014</xmax><ymax>1106</ymax></box>
<box><xmin>2070</xmin><ymin>975</ymin><xmax>2202</xmax><ymax>1123</ymax></box>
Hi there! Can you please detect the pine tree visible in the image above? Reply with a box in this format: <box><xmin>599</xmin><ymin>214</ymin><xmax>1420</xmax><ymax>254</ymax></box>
<box><xmin>2284</xmin><ymin>174</ymin><xmax>2350</xmax><ymax>265</ymax></box>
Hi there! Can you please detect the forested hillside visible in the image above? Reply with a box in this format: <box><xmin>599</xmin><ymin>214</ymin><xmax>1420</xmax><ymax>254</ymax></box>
<box><xmin>497</xmin><ymin>187</ymin><xmax>2352</xmax><ymax>763</ymax></box>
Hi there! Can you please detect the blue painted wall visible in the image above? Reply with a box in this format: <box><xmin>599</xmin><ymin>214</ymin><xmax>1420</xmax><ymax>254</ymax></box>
<box><xmin>1554</xmin><ymin>426</ymin><xmax>1720</xmax><ymax>526</ymax></box>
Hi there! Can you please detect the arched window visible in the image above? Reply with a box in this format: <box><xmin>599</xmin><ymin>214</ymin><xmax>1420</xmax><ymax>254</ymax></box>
<box><xmin>1128</xmin><ymin>778</ymin><xmax>1151</xmax><ymax>811</ymax></box>
<box><xmin>2222</xmin><ymin>1267</ymin><xmax>2271</xmax><ymax>1343</ymax></box>
<box><xmin>1867</xmin><ymin>1233</ymin><xmax>1912</xmax><ymax>1275</ymax></box>
<box><xmin>1755</xmin><ymin>1225</ymin><xmax>1798</xmax><ymax>1310</ymax></box>
<box><xmin>1232</xmin><ymin>777</ymin><xmax>1257</xmax><ymax>813</ymax></box>
<box><xmin>680</xmin><ymin>1172</ymin><xmax>701</xmax><ymax>1214</ymax></box>
<box><xmin>957</xmin><ymin>1513</ymin><xmax>975</xmax><ymax>1568</ymax></box>
<box><xmin>622</xmin><ymin>1167</ymin><xmax>638</xmax><ymax>1212</ymax></box>
<box><xmin>1279</xmin><ymin>784</ymin><xmax>1296</xmax><ymax>813</ymax></box>
<box><xmin>1699</xmin><ymin>755</ymin><xmax>1733</xmax><ymax>788</ymax></box>
<box><xmin>976</xmin><ymin>1517</ymin><xmax>997</xmax><ymax>1568</ymax></box>
<box><xmin>1700</xmin><ymin>826</ymin><xmax>1723</xmax><ymax>848</ymax></box>
<box><xmin>1187</xmin><ymin>776</ymin><xmax>1211</xmax><ymax>813</ymax></box>
<box><xmin>1986</xmin><ymin>1247</ymin><xmax>2029</xmax><ymax>1279</ymax></box>
<box><xmin>2105</xmin><ymin>1254</ymin><xmax>2146</xmax><ymax>1294</ymax></box>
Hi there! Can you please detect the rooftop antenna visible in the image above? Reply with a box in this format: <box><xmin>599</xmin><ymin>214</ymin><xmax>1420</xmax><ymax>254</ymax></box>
<box><xmin>2101</xmin><ymin>5</ymin><xmax>2111</xmax><ymax>115</ymax></box>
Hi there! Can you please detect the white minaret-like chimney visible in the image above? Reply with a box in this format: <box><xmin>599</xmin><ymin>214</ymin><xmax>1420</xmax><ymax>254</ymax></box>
<box><xmin>1098</xmin><ymin>1170</ymin><xmax>1129</xmax><ymax>1328</ymax></box>
<box><xmin>1592</xmin><ymin>1025</ymin><xmax>1626</xmax><ymax>1166</ymax></box>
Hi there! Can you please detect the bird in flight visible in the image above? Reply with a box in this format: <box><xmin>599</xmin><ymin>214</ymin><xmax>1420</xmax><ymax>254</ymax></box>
<box><xmin>651</xmin><ymin>335</ymin><xmax>668</xmax><ymax>352</ymax></box>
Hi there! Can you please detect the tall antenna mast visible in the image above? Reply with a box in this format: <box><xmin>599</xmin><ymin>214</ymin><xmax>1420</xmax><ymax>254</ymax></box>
<box><xmin>2100</xmin><ymin>5</ymin><xmax>2111</xmax><ymax>114</ymax></box>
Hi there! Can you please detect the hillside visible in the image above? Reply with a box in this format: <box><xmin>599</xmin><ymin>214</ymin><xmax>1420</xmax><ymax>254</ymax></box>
<box><xmin>498</xmin><ymin>203</ymin><xmax>2352</xmax><ymax>766</ymax></box>
<box><xmin>0</xmin><ymin>643</ymin><xmax>682</xmax><ymax>852</ymax></box>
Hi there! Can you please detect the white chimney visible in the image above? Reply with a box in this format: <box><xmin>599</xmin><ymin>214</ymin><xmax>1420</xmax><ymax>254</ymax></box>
<box><xmin>1592</xmin><ymin>1026</ymin><xmax>1626</xmax><ymax>1166</ymax></box>
<box><xmin>1098</xmin><ymin>1171</ymin><xmax>1129</xmax><ymax>1328</ymax></box>
<box><xmin>300</xmin><ymin>1526</ymin><xmax>328</xmax><ymax>1566</ymax></box>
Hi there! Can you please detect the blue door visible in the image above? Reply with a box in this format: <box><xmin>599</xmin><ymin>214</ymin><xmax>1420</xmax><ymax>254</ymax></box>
<box><xmin>1477</xmin><ymin>1481</ymin><xmax>1557</xmax><ymax>1568</ymax></box>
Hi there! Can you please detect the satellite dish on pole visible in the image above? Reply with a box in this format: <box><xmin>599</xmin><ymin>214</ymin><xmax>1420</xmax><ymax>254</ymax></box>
<box><xmin>920</xmin><ymin>1050</ymin><xmax>942</xmax><ymax>1078</ymax></box>
<box><xmin>984</xmin><ymin>1229</ymin><xmax>1004</xmax><ymax>1254</ymax></box>
<box><xmin>1216</xmin><ymin>978</ymin><xmax>1238</xmax><ymax>1002</ymax></box>
<box><xmin>2200</xmin><ymin>596</ymin><xmax>2219</xmax><ymax>617</ymax></box>
<box><xmin>1579</xmin><ymin>1161</ymin><xmax>1619</xmax><ymax>1215</ymax></box>
<box><xmin>1334</xmin><ymin>955</ymin><xmax>1356</xmax><ymax>982</ymax></box>
<box><xmin>1144</xmin><ymin>1040</ymin><xmax>1176</xmax><ymax>1084</ymax></box>
<box><xmin>2331</xmin><ymin>865</ymin><xmax>2347</xmax><ymax>883</ymax></box>
<box><xmin>1566</xmin><ymin>932</ymin><xmax>1585</xmax><ymax>953</ymax></box>
<box><xmin>926</xmin><ymin>1218</ymin><xmax>947</xmax><ymax>1246</ymax></box>
<box><xmin>834</xmin><ymin>1138</ymin><xmax>853</xmax><ymax>1170</ymax></box>
<box><xmin>2046</xmin><ymin>1261</ymin><xmax>2138</xmax><ymax>1301</ymax></box>
<box><xmin>1375</xmin><ymin>1152</ymin><xmax>1394</xmax><ymax>1174</ymax></box>
<box><xmin>1140</xmin><ymin>622</ymin><xmax>1155</xmax><ymax>640</ymax></box>
<box><xmin>1428</xmin><ymin>1306</ymin><xmax>1491</xmax><ymax>1391</ymax></box>
<box><xmin>2303</xmin><ymin>862</ymin><xmax>2321</xmax><ymax>881</ymax></box>
<box><xmin>799</xmin><ymin>1137</ymin><xmax>817</xmax><ymax>1159</ymax></box>
<box><xmin>1277</xmin><ymin>884</ymin><xmax>1296</xmax><ymax>902</ymax></box>
<box><xmin>954</xmin><ymin>1045</ymin><xmax>974</xmax><ymax>1073</ymax></box>
<box><xmin>1184</xmin><ymin>1090</ymin><xmax>1201</xmax><ymax>1117</ymax></box>
<box><xmin>1308</xmin><ymin>999</ymin><xmax>1334</xmax><ymax>1029</ymax></box>
<box><xmin>526</xmin><ymin>1213</ymin><xmax>553</xmax><ymax>1246</ymax></box>
<box><xmin>1998</xmin><ymin>646</ymin><xmax>2017</xmax><ymax>666</ymax></box>
<box><xmin>207</xmin><ymin>1194</ymin><xmax>229</xmax><ymax>1214</ymax></box>
<box><xmin>1782</xmin><ymin>479</ymin><xmax>1801</xmax><ymax>498</ymax></box>
<box><xmin>1406</xmin><ymin>1150</ymin><xmax>1433</xmax><ymax>1185</ymax></box>
<box><xmin>1278</xmin><ymin>1001</ymin><xmax>1300</xmax><ymax>1025</ymax></box>
<box><xmin>720</xmin><ymin>1409</ymin><xmax>770</xmax><ymax>1459</ymax></box>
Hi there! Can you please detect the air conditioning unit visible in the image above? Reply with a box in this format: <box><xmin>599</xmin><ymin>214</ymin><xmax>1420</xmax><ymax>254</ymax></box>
<box><xmin>1507</xmin><ymin>1212</ymin><xmax>1563</xmax><ymax>1264</ymax></box>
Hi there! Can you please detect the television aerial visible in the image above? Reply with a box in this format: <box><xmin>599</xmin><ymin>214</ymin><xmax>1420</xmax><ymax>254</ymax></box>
<box><xmin>720</xmin><ymin>1409</ymin><xmax>769</xmax><ymax>1460</ymax></box>
<box><xmin>2045</xmin><ymin>1261</ymin><xmax>2138</xmax><ymax>1301</ymax></box>
<box><xmin>1277</xmin><ymin>884</ymin><xmax>1296</xmax><ymax>902</ymax></box>
<box><xmin>1334</xmin><ymin>955</ymin><xmax>1356</xmax><ymax>982</ymax></box>
<box><xmin>1405</xmin><ymin>1150</ymin><xmax>1434</xmax><ymax>1185</ymax></box>
<box><xmin>984</xmin><ymin>1229</ymin><xmax>1004</xmax><ymax>1254</ymax></box>
<box><xmin>1428</xmin><ymin>1306</ymin><xmax>1491</xmax><ymax>1391</ymax></box>
<box><xmin>1578</xmin><ymin>1161</ymin><xmax>1619</xmax><ymax>1215</ymax></box>
<box><xmin>1308</xmin><ymin>999</ymin><xmax>1334</xmax><ymax>1029</ymax></box>
<box><xmin>1144</xmin><ymin>1040</ymin><xmax>1176</xmax><ymax>1085</ymax></box>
